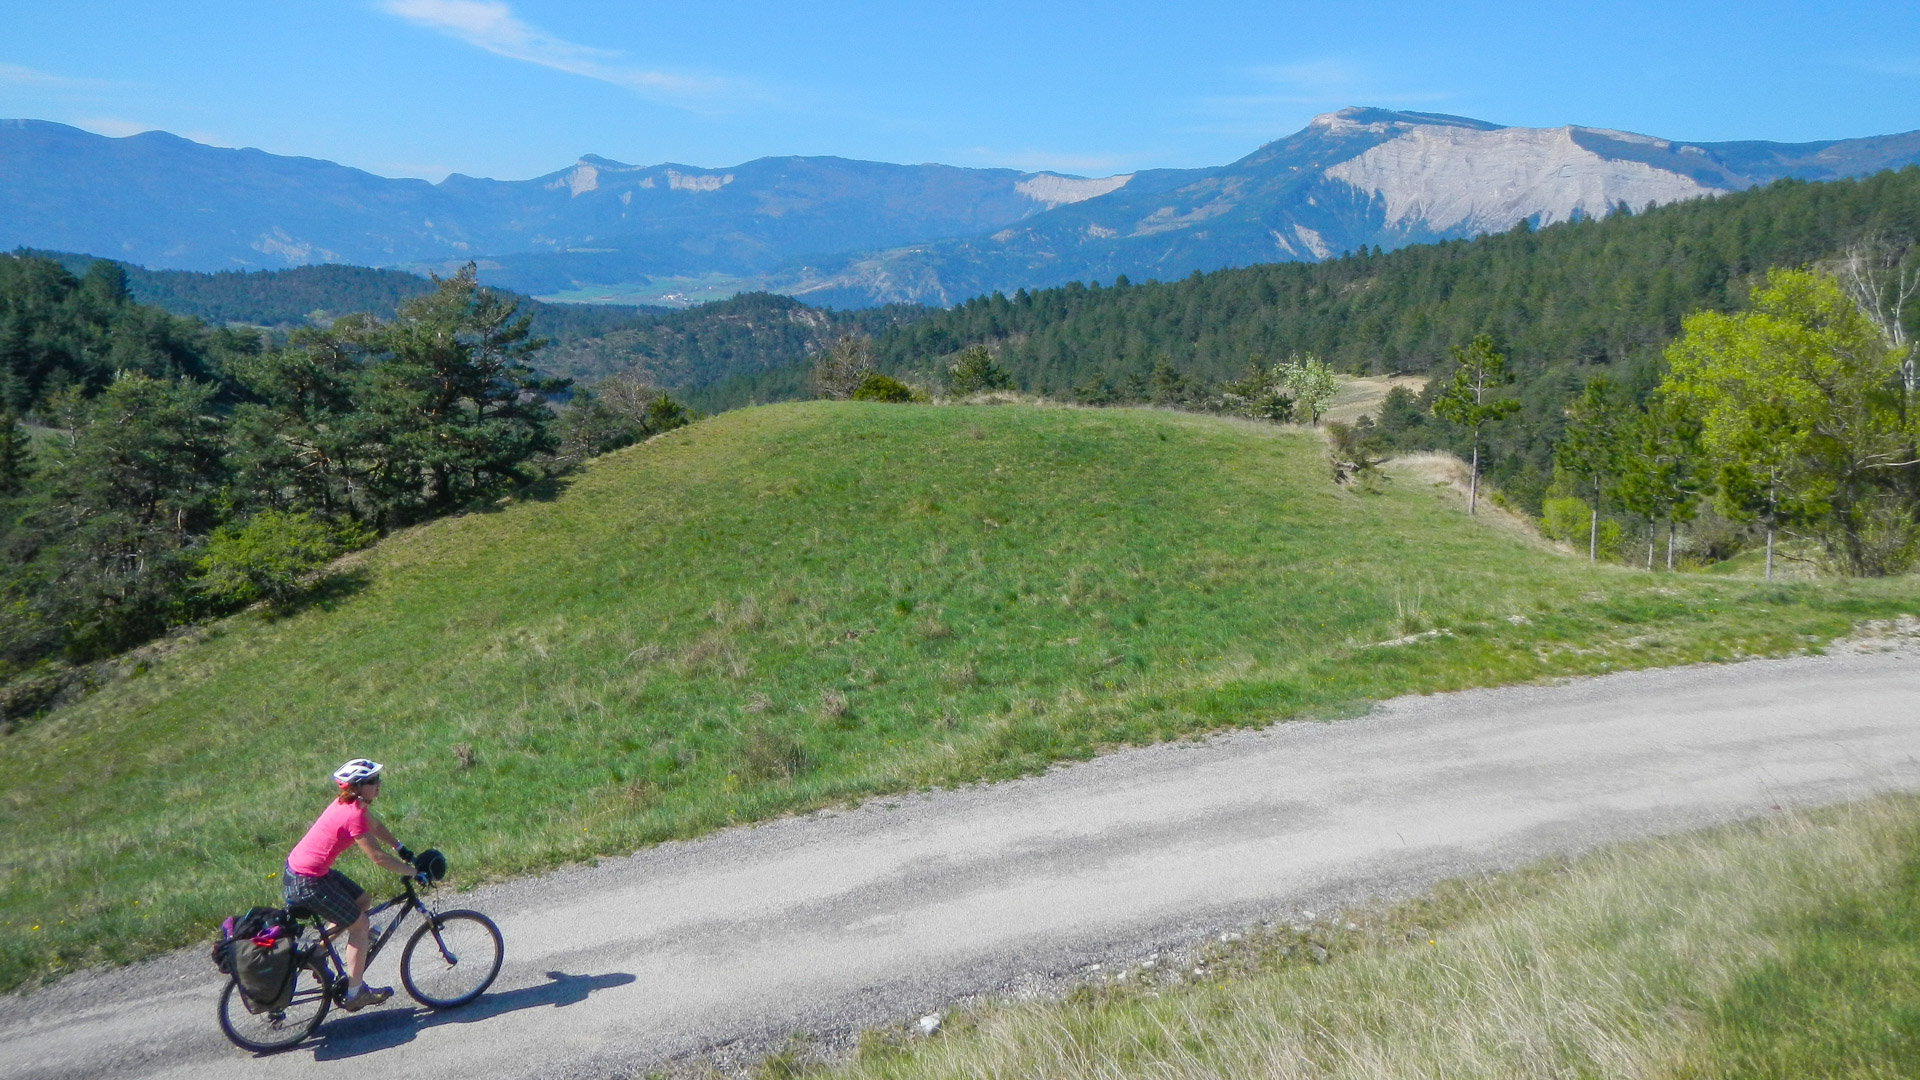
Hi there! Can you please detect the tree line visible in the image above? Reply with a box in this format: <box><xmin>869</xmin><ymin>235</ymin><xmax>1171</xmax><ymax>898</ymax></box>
<box><xmin>1</xmin><ymin>257</ymin><xmax>686</xmax><ymax>716</ymax></box>
<box><xmin>1370</xmin><ymin>250</ymin><xmax>1918</xmax><ymax>578</ymax></box>
<box><xmin>18</xmin><ymin>250</ymin><xmax>931</xmax><ymax>396</ymax></box>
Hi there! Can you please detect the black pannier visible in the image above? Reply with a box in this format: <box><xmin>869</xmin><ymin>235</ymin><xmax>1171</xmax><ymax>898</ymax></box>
<box><xmin>212</xmin><ymin>906</ymin><xmax>300</xmax><ymax>1013</ymax></box>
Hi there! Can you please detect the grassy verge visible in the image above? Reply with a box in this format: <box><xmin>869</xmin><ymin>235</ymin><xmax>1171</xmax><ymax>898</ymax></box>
<box><xmin>777</xmin><ymin>796</ymin><xmax>1920</xmax><ymax>1080</ymax></box>
<box><xmin>2</xmin><ymin>401</ymin><xmax>1916</xmax><ymax>991</ymax></box>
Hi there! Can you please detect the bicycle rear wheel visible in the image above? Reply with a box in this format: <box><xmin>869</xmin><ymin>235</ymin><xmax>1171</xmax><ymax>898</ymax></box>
<box><xmin>400</xmin><ymin>910</ymin><xmax>503</xmax><ymax>1008</ymax></box>
<box><xmin>217</xmin><ymin>958</ymin><xmax>330</xmax><ymax>1053</ymax></box>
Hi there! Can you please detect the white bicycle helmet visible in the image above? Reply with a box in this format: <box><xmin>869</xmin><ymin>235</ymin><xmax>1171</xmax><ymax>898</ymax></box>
<box><xmin>331</xmin><ymin>758</ymin><xmax>384</xmax><ymax>788</ymax></box>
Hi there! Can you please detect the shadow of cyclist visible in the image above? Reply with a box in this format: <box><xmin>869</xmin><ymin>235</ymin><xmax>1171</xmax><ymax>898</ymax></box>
<box><xmin>310</xmin><ymin>970</ymin><xmax>635</xmax><ymax>1059</ymax></box>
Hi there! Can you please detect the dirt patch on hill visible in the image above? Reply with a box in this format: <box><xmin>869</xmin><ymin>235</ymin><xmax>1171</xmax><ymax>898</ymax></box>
<box><xmin>1324</xmin><ymin>375</ymin><xmax>1428</xmax><ymax>425</ymax></box>
<box><xmin>1386</xmin><ymin>451</ymin><xmax>1551</xmax><ymax>548</ymax></box>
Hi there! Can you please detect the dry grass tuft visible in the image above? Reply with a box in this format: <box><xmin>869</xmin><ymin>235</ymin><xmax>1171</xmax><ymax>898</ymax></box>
<box><xmin>1385</xmin><ymin>452</ymin><xmax>1550</xmax><ymax>548</ymax></box>
<box><xmin>818</xmin><ymin>688</ymin><xmax>850</xmax><ymax>722</ymax></box>
<box><xmin>823</xmin><ymin>798</ymin><xmax>1920</xmax><ymax>1080</ymax></box>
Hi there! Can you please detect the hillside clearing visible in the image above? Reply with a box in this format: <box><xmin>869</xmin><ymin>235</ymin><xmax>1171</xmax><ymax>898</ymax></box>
<box><xmin>1322</xmin><ymin>374</ymin><xmax>1428</xmax><ymax>425</ymax></box>
<box><xmin>2</xmin><ymin>401</ymin><xmax>1915</xmax><ymax>990</ymax></box>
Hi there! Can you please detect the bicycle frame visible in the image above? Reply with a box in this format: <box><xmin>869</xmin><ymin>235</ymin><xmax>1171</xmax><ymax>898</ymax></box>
<box><xmin>303</xmin><ymin>879</ymin><xmax>449</xmax><ymax>988</ymax></box>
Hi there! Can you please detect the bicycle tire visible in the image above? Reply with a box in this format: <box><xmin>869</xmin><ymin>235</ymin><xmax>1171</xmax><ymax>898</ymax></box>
<box><xmin>400</xmin><ymin>910</ymin><xmax>503</xmax><ymax>1008</ymax></box>
<box><xmin>217</xmin><ymin>957</ymin><xmax>330</xmax><ymax>1053</ymax></box>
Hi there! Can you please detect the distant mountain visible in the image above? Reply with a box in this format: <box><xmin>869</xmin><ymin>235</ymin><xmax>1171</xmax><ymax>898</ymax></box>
<box><xmin>0</xmin><ymin>119</ymin><xmax>1145</xmax><ymax>295</ymax></box>
<box><xmin>4</xmin><ymin>109</ymin><xmax>1918</xmax><ymax>310</ymax></box>
<box><xmin>773</xmin><ymin>108</ymin><xmax>1920</xmax><ymax>306</ymax></box>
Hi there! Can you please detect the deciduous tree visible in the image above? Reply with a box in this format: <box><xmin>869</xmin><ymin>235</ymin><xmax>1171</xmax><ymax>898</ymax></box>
<box><xmin>1661</xmin><ymin>269</ymin><xmax>1918</xmax><ymax>577</ymax></box>
<box><xmin>809</xmin><ymin>334</ymin><xmax>873</xmax><ymax>400</ymax></box>
<box><xmin>1615</xmin><ymin>397</ymin><xmax>1712</xmax><ymax>570</ymax></box>
<box><xmin>1278</xmin><ymin>354</ymin><xmax>1338</xmax><ymax>426</ymax></box>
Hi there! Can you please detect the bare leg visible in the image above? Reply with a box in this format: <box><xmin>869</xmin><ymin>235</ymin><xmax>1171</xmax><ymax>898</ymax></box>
<box><xmin>341</xmin><ymin>893</ymin><xmax>374</xmax><ymax>991</ymax></box>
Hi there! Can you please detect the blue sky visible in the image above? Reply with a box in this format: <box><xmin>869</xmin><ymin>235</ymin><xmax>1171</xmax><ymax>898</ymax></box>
<box><xmin>6</xmin><ymin>1</ymin><xmax>1919</xmax><ymax>182</ymax></box>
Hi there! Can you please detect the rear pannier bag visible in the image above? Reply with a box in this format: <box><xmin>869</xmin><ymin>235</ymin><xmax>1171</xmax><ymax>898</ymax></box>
<box><xmin>217</xmin><ymin>906</ymin><xmax>299</xmax><ymax>1013</ymax></box>
<box><xmin>232</xmin><ymin>934</ymin><xmax>297</xmax><ymax>1013</ymax></box>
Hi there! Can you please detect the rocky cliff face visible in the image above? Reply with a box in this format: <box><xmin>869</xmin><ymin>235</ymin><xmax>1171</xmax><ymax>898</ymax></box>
<box><xmin>1321</xmin><ymin>120</ymin><xmax>1719</xmax><ymax>235</ymax></box>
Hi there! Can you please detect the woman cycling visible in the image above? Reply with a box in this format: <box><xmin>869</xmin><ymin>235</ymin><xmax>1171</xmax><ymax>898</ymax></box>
<box><xmin>284</xmin><ymin>759</ymin><xmax>416</xmax><ymax>1011</ymax></box>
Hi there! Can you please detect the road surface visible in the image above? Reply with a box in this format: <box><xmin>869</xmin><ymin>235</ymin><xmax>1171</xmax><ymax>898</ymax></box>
<box><xmin>4</xmin><ymin>647</ymin><xmax>1917</xmax><ymax>1079</ymax></box>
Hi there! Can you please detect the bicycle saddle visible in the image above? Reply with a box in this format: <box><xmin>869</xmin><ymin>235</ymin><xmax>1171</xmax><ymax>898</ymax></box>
<box><xmin>285</xmin><ymin>905</ymin><xmax>320</xmax><ymax>922</ymax></box>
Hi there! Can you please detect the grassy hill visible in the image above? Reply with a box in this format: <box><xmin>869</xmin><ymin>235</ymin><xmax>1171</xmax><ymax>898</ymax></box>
<box><xmin>2</xmin><ymin>402</ymin><xmax>1915</xmax><ymax>989</ymax></box>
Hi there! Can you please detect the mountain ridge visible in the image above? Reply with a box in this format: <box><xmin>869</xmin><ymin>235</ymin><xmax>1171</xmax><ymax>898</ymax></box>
<box><xmin>4</xmin><ymin>109</ymin><xmax>1919</xmax><ymax>308</ymax></box>
<box><xmin>769</xmin><ymin>107</ymin><xmax>1920</xmax><ymax>306</ymax></box>
<box><xmin>0</xmin><ymin>118</ymin><xmax>1127</xmax><ymax>289</ymax></box>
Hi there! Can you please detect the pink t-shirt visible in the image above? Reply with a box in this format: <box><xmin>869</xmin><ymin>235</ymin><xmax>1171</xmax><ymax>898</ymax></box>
<box><xmin>286</xmin><ymin>799</ymin><xmax>370</xmax><ymax>877</ymax></box>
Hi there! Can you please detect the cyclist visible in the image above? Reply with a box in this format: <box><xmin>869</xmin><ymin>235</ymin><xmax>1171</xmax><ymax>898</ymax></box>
<box><xmin>283</xmin><ymin>758</ymin><xmax>417</xmax><ymax>1011</ymax></box>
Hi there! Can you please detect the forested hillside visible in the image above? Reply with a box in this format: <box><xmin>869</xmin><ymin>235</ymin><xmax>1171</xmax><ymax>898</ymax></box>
<box><xmin>0</xmin><ymin>255</ymin><xmax>259</xmax><ymax>409</ymax></box>
<box><xmin>538</xmin><ymin>292</ymin><xmax>925</xmax><ymax>386</ymax></box>
<box><xmin>23</xmin><ymin>248</ymin><xmax>659</xmax><ymax>340</ymax></box>
<box><xmin>17</xmin><ymin>250</ymin><xmax>924</xmax><ymax>391</ymax></box>
<box><xmin>708</xmin><ymin>168</ymin><xmax>1920</xmax><ymax>508</ymax></box>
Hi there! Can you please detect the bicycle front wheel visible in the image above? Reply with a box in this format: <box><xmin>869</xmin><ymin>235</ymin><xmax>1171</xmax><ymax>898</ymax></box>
<box><xmin>400</xmin><ymin>910</ymin><xmax>503</xmax><ymax>1008</ymax></box>
<box><xmin>217</xmin><ymin>958</ymin><xmax>330</xmax><ymax>1053</ymax></box>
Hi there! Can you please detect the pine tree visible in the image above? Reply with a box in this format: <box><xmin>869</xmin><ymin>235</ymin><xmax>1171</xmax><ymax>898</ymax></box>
<box><xmin>1615</xmin><ymin>397</ymin><xmax>1713</xmax><ymax>570</ymax></box>
<box><xmin>1555</xmin><ymin>376</ymin><xmax>1633</xmax><ymax>561</ymax></box>
<box><xmin>0</xmin><ymin>410</ymin><xmax>29</xmax><ymax>497</ymax></box>
<box><xmin>1430</xmin><ymin>335</ymin><xmax>1521</xmax><ymax>515</ymax></box>
<box><xmin>946</xmin><ymin>345</ymin><xmax>1012</xmax><ymax>395</ymax></box>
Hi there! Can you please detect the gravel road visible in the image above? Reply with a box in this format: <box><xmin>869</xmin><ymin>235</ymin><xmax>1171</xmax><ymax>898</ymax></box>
<box><xmin>4</xmin><ymin>647</ymin><xmax>1917</xmax><ymax>1079</ymax></box>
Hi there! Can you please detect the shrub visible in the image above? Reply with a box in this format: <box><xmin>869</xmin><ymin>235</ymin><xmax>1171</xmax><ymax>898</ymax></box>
<box><xmin>850</xmin><ymin>372</ymin><xmax>917</xmax><ymax>403</ymax></box>
<box><xmin>196</xmin><ymin>511</ymin><xmax>369</xmax><ymax>609</ymax></box>
<box><xmin>1216</xmin><ymin>360</ymin><xmax>1294</xmax><ymax>422</ymax></box>
<box><xmin>1540</xmin><ymin>497</ymin><xmax>1621</xmax><ymax>556</ymax></box>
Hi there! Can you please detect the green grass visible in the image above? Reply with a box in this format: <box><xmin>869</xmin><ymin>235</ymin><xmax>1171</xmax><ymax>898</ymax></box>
<box><xmin>793</xmin><ymin>797</ymin><xmax>1920</xmax><ymax>1080</ymax></box>
<box><xmin>2</xmin><ymin>401</ymin><xmax>1915</xmax><ymax>991</ymax></box>
<box><xmin>1673</xmin><ymin>821</ymin><xmax>1920</xmax><ymax>1076</ymax></box>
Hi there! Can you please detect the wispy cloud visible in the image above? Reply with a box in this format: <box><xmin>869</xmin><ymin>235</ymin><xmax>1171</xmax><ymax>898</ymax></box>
<box><xmin>0</xmin><ymin>62</ymin><xmax>123</xmax><ymax>91</ymax></box>
<box><xmin>379</xmin><ymin>0</ymin><xmax>732</xmax><ymax>105</ymax></box>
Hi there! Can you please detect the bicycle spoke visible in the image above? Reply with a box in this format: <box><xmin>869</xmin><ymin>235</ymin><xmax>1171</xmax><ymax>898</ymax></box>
<box><xmin>401</xmin><ymin>911</ymin><xmax>502</xmax><ymax>1008</ymax></box>
<box><xmin>217</xmin><ymin>961</ymin><xmax>330</xmax><ymax>1052</ymax></box>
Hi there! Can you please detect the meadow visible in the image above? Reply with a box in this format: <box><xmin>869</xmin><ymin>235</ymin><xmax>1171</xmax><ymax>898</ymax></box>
<box><xmin>2</xmin><ymin>401</ymin><xmax>1915</xmax><ymax>990</ymax></box>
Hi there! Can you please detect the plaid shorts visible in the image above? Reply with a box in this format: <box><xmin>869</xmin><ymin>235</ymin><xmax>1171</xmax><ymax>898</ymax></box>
<box><xmin>282</xmin><ymin>866</ymin><xmax>365</xmax><ymax>928</ymax></box>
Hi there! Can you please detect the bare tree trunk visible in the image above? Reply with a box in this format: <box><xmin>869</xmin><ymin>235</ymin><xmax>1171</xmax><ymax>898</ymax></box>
<box><xmin>1468</xmin><ymin>439</ymin><xmax>1479</xmax><ymax>516</ymax></box>
<box><xmin>1842</xmin><ymin>240</ymin><xmax>1916</xmax><ymax>409</ymax></box>
<box><xmin>1666</xmin><ymin>521</ymin><xmax>1677</xmax><ymax>572</ymax></box>
<box><xmin>1647</xmin><ymin>526</ymin><xmax>1655</xmax><ymax>571</ymax></box>
<box><xmin>1765</xmin><ymin>527</ymin><xmax>1775</xmax><ymax>581</ymax></box>
<box><xmin>1588</xmin><ymin>505</ymin><xmax>1598</xmax><ymax>562</ymax></box>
